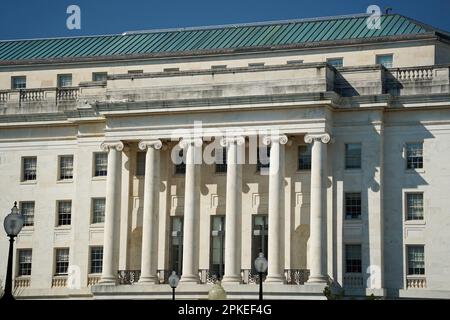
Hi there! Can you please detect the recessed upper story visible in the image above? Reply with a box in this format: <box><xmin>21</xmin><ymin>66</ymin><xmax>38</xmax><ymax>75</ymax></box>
<box><xmin>0</xmin><ymin>13</ymin><xmax>449</xmax><ymax>118</ymax></box>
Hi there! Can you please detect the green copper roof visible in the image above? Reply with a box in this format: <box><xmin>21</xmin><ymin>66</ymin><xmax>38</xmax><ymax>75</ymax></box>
<box><xmin>0</xmin><ymin>14</ymin><xmax>444</xmax><ymax>62</ymax></box>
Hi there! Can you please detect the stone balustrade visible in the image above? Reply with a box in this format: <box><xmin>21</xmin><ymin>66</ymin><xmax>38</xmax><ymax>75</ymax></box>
<box><xmin>52</xmin><ymin>276</ymin><xmax>68</xmax><ymax>288</ymax></box>
<box><xmin>14</xmin><ymin>277</ymin><xmax>31</xmax><ymax>288</ymax></box>
<box><xmin>406</xmin><ymin>276</ymin><xmax>427</xmax><ymax>289</ymax></box>
<box><xmin>87</xmin><ymin>275</ymin><xmax>100</xmax><ymax>286</ymax></box>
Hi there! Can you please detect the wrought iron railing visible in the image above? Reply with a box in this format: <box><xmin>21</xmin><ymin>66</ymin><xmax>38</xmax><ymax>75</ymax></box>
<box><xmin>284</xmin><ymin>269</ymin><xmax>310</xmax><ymax>285</ymax></box>
<box><xmin>241</xmin><ymin>269</ymin><xmax>266</xmax><ymax>284</ymax></box>
<box><xmin>343</xmin><ymin>274</ymin><xmax>364</xmax><ymax>288</ymax></box>
<box><xmin>198</xmin><ymin>269</ymin><xmax>219</xmax><ymax>284</ymax></box>
<box><xmin>117</xmin><ymin>270</ymin><xmax>141</xmax><ymax>285</ymax></box>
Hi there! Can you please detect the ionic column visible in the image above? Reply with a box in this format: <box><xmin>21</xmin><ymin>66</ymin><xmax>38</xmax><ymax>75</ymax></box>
<box><xmin>304</xmin><ymin>133</ymin><xmax>331</xmax><ymax>283</ymax></box>
<box><xmin>180</xmin><ymin>137</ymin><xmax>203</xmax><ymax>283</ymax></box>
<box><xmin>220</xmin><ymin>136</ymin><xmax>245</xmax><ymax>283</ymax></box>
<box><xmin>263</xmin><ymin>134</ymin><xmax>288</xmax><ymax>283</ymax></box>
<box><xmin>99</xmin><ymin>141</ymin><xmax>124</xmax><ymax>284</ymax></box>
<box><xmin>138</xmin><ymin>140</ymin><xmax>163</xmax><ymax>284</ymax></box>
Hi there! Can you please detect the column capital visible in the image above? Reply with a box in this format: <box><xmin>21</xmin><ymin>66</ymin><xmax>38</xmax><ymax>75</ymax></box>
<box><xmin>179</xmin><ymin>137</ymin><xmax>203</xmax><ymax>148</ymax></box>
<box><xmin>262</xmin><ymin>134</ymin><xmax>288</xmax><ymax>146</ymax></box>
<box><xmin>220</xmin><ymin>135</ymin><xmax>245</xmax><ymax>147</ymax></box>
<box><xmin>138</xmin><ymin>139</ymin><xmax>163</xmax><ymax>151</ymax></box>
<box><xmin>100</xmin><ymin>141</ymin><xmax>124</xmax><ymax>152</ymax></box>
<box><xmin>304</xmin><ymin>133</ymin><xmax>332</xmax><ymax>144</ymax></box>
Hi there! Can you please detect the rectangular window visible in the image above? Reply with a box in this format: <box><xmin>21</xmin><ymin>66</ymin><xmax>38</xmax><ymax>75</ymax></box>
<box><xmin>128</xmin><ymin>70</ymin><xmax>143</xmax><ymax>74</ymax></box>
<box><xmin>345</xmin><ymin>192</ymin><xmax>362</xmax><ymax>220</ymax></box>
<box><xmin>18</xmin><ymin>249</ymin><xmax>32</xmax><ymax>276</ymax></box>
<box><xmin>248</xmin><ymin>62</ymin><xmax>265</xmax><ymax>67</ymax></box>
<box><xmin>11</xmin><ymin>76</ymin><xmax>26</xmax><ymax>89</ymax></box>
<box><xmin>256</xmin><ymin>147</ymin><xmax>270</xmax><ymax>172</ymax></box>
<box><xmin>406</xmin><ymin>193</ymin><xmax>424</xmax><ymax>220</ymax></box>
<box><xmin>57</xmin><ymin>200</ymin><xmax>72</xmax><ymax>226</ymax></box>
<box><xmin>92</xmin><ymin>72</ymin><xmax>107</xmax><ymax>82</ymax></box>
<box><xmin>215</xmin><ymin>148</ymin><xmax>227</xmax><ymax>173</ymax></box>
<box><xmin>94</xmin><ymin>152</ymin><xmax>108</xmax><ymax>177</ymax></box>
<box><xmin>287</xmin><ymin>60</ymin><xmax>304</xmax><ymax>64</ymax></box>
<box><xmin>376</xmin><ymin>54</ymin><xmax>393</xmax><ymax>68</ymax></box>
<box><xmin>20</xmin><ymin>201</ymin><xmax>35</xmax><ymax>227</ymax></box>
<box><xmin>22</xmin><ymin>156</ymin><xmax>37</xmax><ymax>181</ymax></box>
<box><xmin>406</xmin><ymin>143</ymin><xmax>423</xmax><ymax>170</ymax></box>
<box><xmin>327</xmin><ymin>58</ymin><xmax>343</xmax><ymax>68</ymax></box>
<box><xmin>175</xmin><ymin>149</ymin><xmax>186</xmax><ymax>175</ymax></box>
<box><xmin>170</xmin><ymin>217</ymin><xmax>184</xmax><ymax>276</ymax></box>
<box><xmin>57</xmin><ymin>74</ymin><xmax>72</xmax><ymax>87</ymax></box>
<box><xmin>298</xmin><ymin>145</ymin><xmax>312</xmax><ymax>170</ymax></box>
<box><xmin>90</xmin><ymin>247</ymin><xmax>103</xmax><ymax>274</ymax></box>
<box><xmin>92</xmin><ymin>198</ymin><xmax>106</xmax><ymax>224</ymax></box>
<box><xmin>345</xmin><ymin>244</ymin><xmax>362</xmax><ymax>273</ymax></box>
<box><xmin>163</xmin><ymin>67</ymin><xmax>179</xmax><ymax>72</ymax></box>
<box><xmin>210</xmin><ymin>216</ymin><xmax>225</xmax><ymax>279</ymax></box>
<box><xmin>55</xmin><ymin>248</ymin><xmax>69</xmax><ymax>275</ymax></box>
<box><xmin>59</xmin><ymin>155</ymin><xmax>73</xmax><ymax>180</ymax></box>
<box><xmin>407</xmin><ymin>245</ymin><xmax>425</xmax><ymax>275</ymax></box>
<box><xmin>252</xmin><ymin>215</ymin><xmax>268</xmax><ymax>274</ymax></box>
<box><xmin>211</xmin><ymin>65</ymin><xmax>227</xmax><ymax>70</ymax></box>
<box><xmin>136</xmin><ymin>151</ymin><xmax>146</xmax><ymax>176</ymax></box>
<box><xmin>345</xmin><ymin>143</ymin><xmax>362</xmax><ymax>169</ymax></box>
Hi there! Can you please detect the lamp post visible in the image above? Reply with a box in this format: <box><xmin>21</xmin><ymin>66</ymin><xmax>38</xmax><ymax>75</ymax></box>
<box><xmin>2</xmin><ymin>202</ymin><xmax>24</xmax><ymax>302</ymax></box>
<box><xmin>254</xmin><ymin>252</ymin><xmax>268</xmax><ymax>301</ymax></box>
<box><xmin>168</xmin><ymin>271</ymin><xmax>180</xmax><ymax>301</ymax></box>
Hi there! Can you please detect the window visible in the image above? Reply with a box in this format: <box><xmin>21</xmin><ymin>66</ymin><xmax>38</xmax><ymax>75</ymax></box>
<box><xmin>94</xmin><ymin>152</ymin><xmax>108</xmax><ymax>177</ymax></box>
<box><xmin>11</xmin><ymin>76</ymin><xmax>26</xmax><ymax>89</ymax></box>
<box><xmin>345</xmin><ymin>193</ymin><xmax>362</xmax><ymax>220</ymax></box>
<box><xmin>406</xmin><ymin>143</ymin><xmax>423</xmax><ymax>170</ymax></box>
<box><xmin>287</xmin><ymin>60</ymin><xmax>304</xmax><ymax>64</ymax></box>
<box><xmin>20</xmin><ymin>201</ymin><xmax>35</xmax><ymax>227</ymax></box>
<box><xmin>57</xmin><ymin>200</ymin><xmax>72</xmax><ymax>226</ymax></box>
<box><xmin>298</xmin><ymin>145</ymin><xmax>312</xmax><ymax>170</ymax></box>
<box><xmin>18</xmin><ymin>249</ymin><xmax>32</xmax><ymax>276</ymax></box>
<box><xmin>55</xmin><ymin>248</ymin><xmax>69</xmax><ymax>275</ymax></box>
<box><xmin>22</xmin><ymin>156</ymin><xmax>37</xmax><ymax>181</ymax></box>
<box><xmin>252</xmin><ymin>215</ymin><xmax>268</xmax><ymax>274</ymax></box>
<box><xmin>210</xmin><ymin>216</ymin><xmax>225</xmax><ymax>279</ymax></box>
<box><xmin>345</xmin><ymin>143</ymin><xmax>362</xmax><ymax>169</ymax></box>
<box><xmin>92</xmin><ymin>72</ymin><xmax>107</xmax><ymax>82</ymax></box>
<box><xmin>163</xmin><ymin>67</ymin><xmax>179</xmax><ymax>72</ymax></box>
<box><xmin>92</xmin><ymin>198</ymin><xmax>106</xmax><ymax>224</ymax></box>
<box><xmin>170</xmin><ymin>217</ymin><xmax>184</xmax><ymax>276</ymax></box>
<box><xmin>90</xmin><ymin>247</ymin><xmax>103</xmax><ymax>274</ymax></box>
<box><xmin>407</xmin><ymin>245</ymin><xmax>425</xmax><ymax>275</ymax></box>
<box><xmin>59</xmin><ymin>155</ymin><xmax>73</xmax><ymax>180</ymax></box>
<box><xmin>327</xmin><ymin>58</ymin><xmax>343</xmax><ymax>68</ymax></box>
<box><xmin>136</xmin><ymin>151</ymin><xmax>146</xmax><ymax>176</ymax></box>
<box><xmin>175</xmin><ymin>149</ymin><xmax>186</xmax><ymax>175</ymax></box>
<box><xmin>248</xmin><ymin>62</ymin><xmax>265</xmax><ymax>67</ymax></box>
<box><xmin>345</xmin><ymin>244</ymin><xmax>362</xmax><ymax>273</ymax></box>
<box><xmin>57</xmin><ymin>74</ymin><xmax>72</xmax><ymax>87</ymax></box>
<box><xmin>211</xmin><ymin>65</ymin><xmax>227</xmax><ymax>70</ymax></box>
<box><xmin>376</xmin><ymin>54</ymin><xmax>393</xmax><ymax>68</ymax></box>
<box><xmin>128</xmin><ymin>70</ymin><xmax>143</xmax><ymax>74</ymax></box>
<box><xmin>215</xmin><ymin>148</ymin><xmax>227</xmax><ymax>173</ymax></box>
<box><xmin>406</xmin><ymin>193</ymin><xmax>424</xmax><ymax>220</ymax></box>
<box><xmin>256</xmin><ymin>147</ymin><xmax>270</xmax><ymax>172</ymax></box>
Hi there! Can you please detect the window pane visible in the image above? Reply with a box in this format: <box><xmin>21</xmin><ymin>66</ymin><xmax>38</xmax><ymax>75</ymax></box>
<box><xmin>136</xmin><ymin>151</ymin><xmax>146</xmax><ymax>176</ymax></box>
<box><xmin>298</xmin><ymin>145</ymin><xmax>311</xmax><ymax>170</ymax></box>
<box><xmin>92</xmin><ymin>198</ymin><xmax>105</xmax><ymax>224</ymax></box>
<box><xmin>90</xmin><ymin>247</ymin><xmax>103</xmax><ymax>274</ymax></box>
<box><xmin>58</xmin><ymin>74</ymin><xmax>72</xmax><ymax>87</ymax></box>
<box><xmin>23</xmin><ymin>157</ymin><xmax>37</xmax><ymax>181</ymax></box>
<box><xmin>55</xmin><ymin>248</ymin><xmax>69</xmax><ymax>275</ymax></box>
<box><xmin>327</xmin><ymin>58</ymin><xmax>343</xmax><ymax>67</ymax></box>
<box><xmin>406</xmin><ymin>143</ymin><xmax>423</xmax><ymax>169</ymax></box>
<box><xmin>20</xmin><ymin>201</ymin><xmax>35</xmax><ymax>227</ymax></box>
<box><xmin>174</xmin><ymin>149</ymin><xmax>186</xmax><ymax>174</ymax></box>
<box><xmin>94</xmin><ymin>153</ymin><xmax>108</xmax><ymax>176</ymax></box>
<box><xmin>256</xmin><ymin>147</ymin><xmax>270</xmax><ymax>172</ymax></box>
<box><xmin>18</xmin><ymin>249</ymin><xmax>32</xmax><ymax>276</ymax></box>
<box><xmin>59</xmin><ymin>155</ymin><xmax>73</xmax><ymax>180</ymax></box>
<box><xmin>345</xmin><ymin>244</ymin><xmax>362</xmax><ymax>273</ymax></box>
<box><xmin>92</xmin><ymin>72</ymin><xmax>107</xmax><ymax>82</ymax></box>
<box><xmin>215</xmin><ymin>147</ymin><xmax>227</xmax><ymax>173</ymax></box>
<box><xmin>406</xmin><ymin>193</ymin><xmax>424</xmax><ymax>220</ymax></box>
<box><xmin>345</xmin><ymin>143</ymin><xmax>361</xmax><ymax>169</ymax></box>
<box><xmin>376</xmin><ymin>54</ymin><xmax>393</xmax><ymax>68</ymax></box>
<box><xmin>210</xmin><ymin>216</ymin><xmax>225</xmax><ymax>279</ymax></box>
<box><xmin>345</xmin><ymin>193</ymin><xmax>361</xmax><ymax>219</ymax></box>
<box><xmin>57</xmin><ymin>201</ymin><xmax>72</xmax><ymax>226</ymax></box>
<box><xmin>407</xmin><ymin>246</ymin><xmax>425</xmax><ymax>275</ymax></box>
<box><xmin>12</xmin><ymin>76</ymin><xmax>26</xmax><ymax>89</ymax></box>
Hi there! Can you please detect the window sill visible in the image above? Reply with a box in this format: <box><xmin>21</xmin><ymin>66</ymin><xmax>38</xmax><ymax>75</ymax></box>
<box><xmin>344</xmin><ymin>169</ymin><xmax>362</xmax><ymax>174</ymax></box>
<box><xmin>92</xmin><ymin>176</ymin><xmax>107</xmax><ymax>181</ymax></box>
<box><xmin>404</xmin><ymin>220</ymin><xmax>426</xmax><ymax>226</ymax></box>
<box><xmin>55</xmin><ymin>225</ymin><xmax>71</xmax><ymax>231</ymax></box>
<box><xmin>344</xmin><ymin>219</ymin><xmax>363</xmax><ymax>224</ymax></box>
<box><xmin>20</xmin><ymin>180</ymin><xmax>37</xmax><ymax>185</ymax></box>
<box><xmin>405</xmin><ymin>169</ymin><xmax>425</xmax><ymax>174</ymax></box>
<box><xmin>296</xmin><ymin>169</ymin><xmax>311</xmax><ymax>174</ymax></box>
<box><xmin>90</xmin><ymin>223</ymin><xmax>105</xmax><ymax>229</ymax></box>
<box><xmin>56</xmin><ymin>179</ymin><xmax>74</xmax><ymax>184</ymax></box>
<box><xmin>20</xmin><ymin>226</ymin><xmax>34</xmax><ymax>233</ymax></box>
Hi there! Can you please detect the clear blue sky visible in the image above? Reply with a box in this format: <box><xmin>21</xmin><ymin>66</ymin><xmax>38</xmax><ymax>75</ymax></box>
<box><xmin>0</xmin><ymin>0</ymin><xmax>449</xmax><ymax>40</ymax></box>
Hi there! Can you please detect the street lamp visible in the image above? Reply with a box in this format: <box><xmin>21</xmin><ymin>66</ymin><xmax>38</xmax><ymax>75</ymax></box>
<box><xmin>254</xmin><ymin>252</ymin><xmax>268</xmax><ymax>301</ymax></box>
<box><xmin>168</xmin><ymin>271</ymin><xmax>180</xmax><ymax>301</ymax></box>
<box><xmin>2</xmin><ymin>202</ymin><xmax>24</xmax><ymax>301</ymax></box>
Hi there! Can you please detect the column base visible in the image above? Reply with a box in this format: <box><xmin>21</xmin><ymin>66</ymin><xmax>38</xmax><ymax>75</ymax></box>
<box><xmin>265</xmin><ymin>275</ymin><xmax>286</xmax><ymax>284</ymax></box>
<box><xmin>307</xmin><ymin>275</ymin><xmax>328</xmax><ymax>284</ymax></box>
<box><xmin>221</xmin><ymin>275</ymin><xmax>242</xmax><ymax>284</ymax></box>
<box><xmin>138</xmin><ymin>276</ymin><xmax>158</xmax><ymax>284</ymax></box>
<box><xmin>180</xmin><ymin>274</ymin><xmax>200</xmax><ymax>284</ymax></box>
<box><xmin>98</xmin><ymin>276</ymin><xmax>117</xmax><ymax>285</ymax></box>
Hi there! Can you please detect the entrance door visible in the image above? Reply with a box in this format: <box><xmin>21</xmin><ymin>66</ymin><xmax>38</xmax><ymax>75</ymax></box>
<box><xmin>210</xmin><ymin>216</ymin><xmax>225</xmax><ymax>279</ymax></box>
<box><xmin>169</xmin><ymin>216</ymin><xmax>183</xmax><ymax>276</ymax></box>
<box><xmin>251</xmin><ymin>215</ymin><xmax>268</xmax><ymax>273</ymax></box>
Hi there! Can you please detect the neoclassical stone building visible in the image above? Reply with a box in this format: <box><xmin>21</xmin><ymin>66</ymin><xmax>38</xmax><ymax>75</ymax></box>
<box><xmin>1</xmin><ymin>13</ymin><xmax>450</xmax><ymax>299</ymax></box>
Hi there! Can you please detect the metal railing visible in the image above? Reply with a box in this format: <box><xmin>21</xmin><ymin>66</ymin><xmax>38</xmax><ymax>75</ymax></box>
<box><xmin>343</xmin><ymin>274</ymin><xmax>364</xmax><ymax>288</ymax></box>
<box><xmin>284</xmin><ymin>269</ymin><xmax>310</xmax><ymax>285</ymax></box>
<box><xmin>117</xmin><ymin>270</ymin><xmax>141</xmax><ymax>285</ymax></box>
